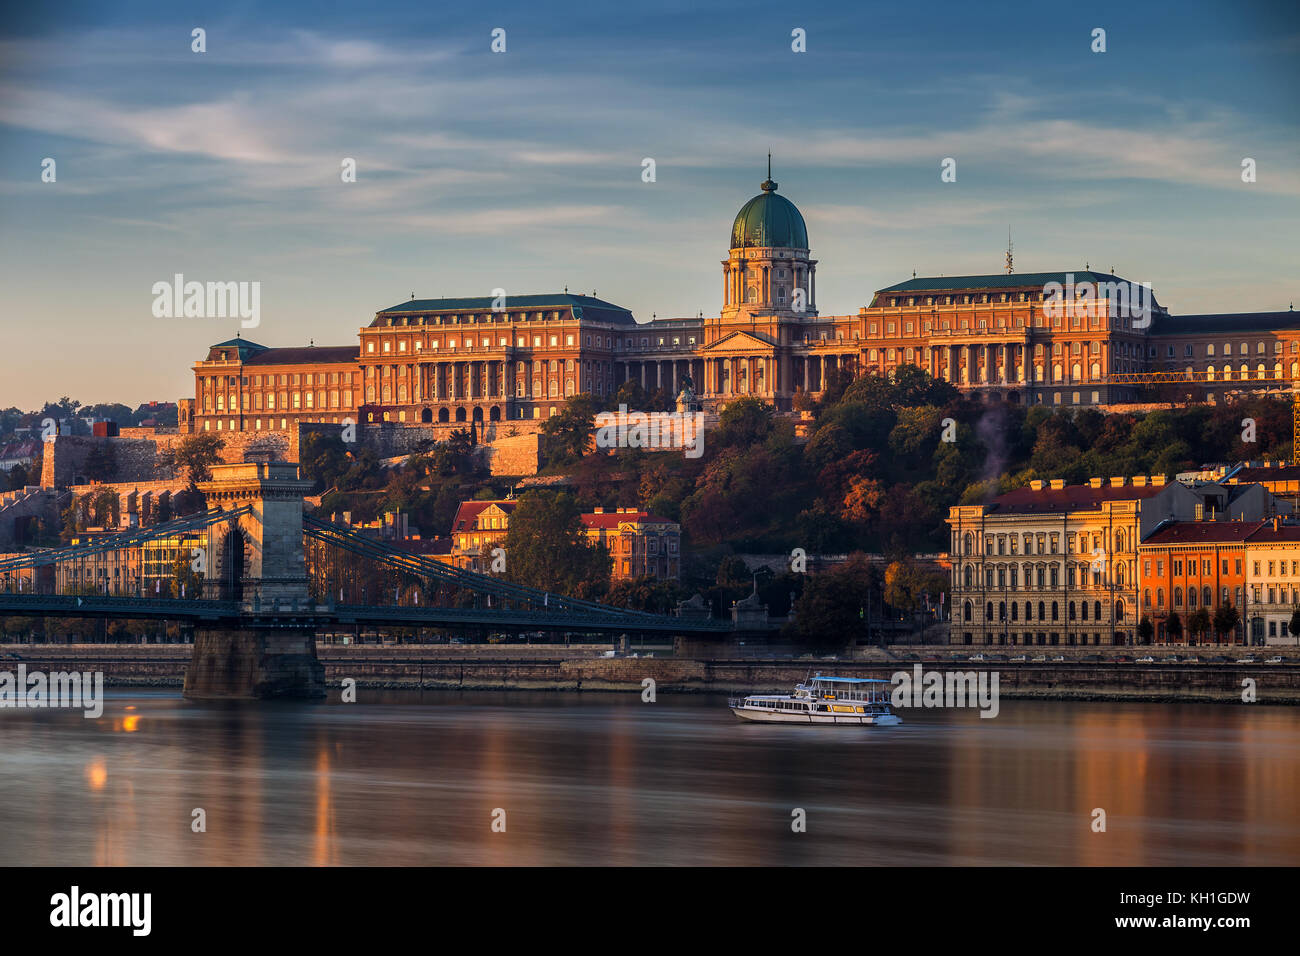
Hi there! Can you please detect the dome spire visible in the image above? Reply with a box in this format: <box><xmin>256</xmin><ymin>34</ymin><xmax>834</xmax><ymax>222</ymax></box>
<box><xmin>761</xmin><ymin>151</ymin><xmax>777</xmax><ymax>192</ymax></box>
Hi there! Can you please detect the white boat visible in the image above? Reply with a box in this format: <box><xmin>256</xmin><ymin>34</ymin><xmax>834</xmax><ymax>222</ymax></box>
<box><xmin>728</xmin><ymin>675</ymin><xmax>901</xmax><ymax>726</ymax></box>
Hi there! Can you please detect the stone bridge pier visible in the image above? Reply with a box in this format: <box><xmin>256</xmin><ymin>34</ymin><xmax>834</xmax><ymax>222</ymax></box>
<box><xmin>183</xmin><ymin>462</ymin><xmax>325</xmax><ymax>700</ymax></box>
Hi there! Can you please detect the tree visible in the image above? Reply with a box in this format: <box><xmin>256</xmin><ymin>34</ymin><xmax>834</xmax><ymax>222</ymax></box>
<box><xmin>501</xmin><ymin>491</ymin><xmax>611</xmax><ymax>600</ymax></box>
<box><xmin>1289</xmin><ymin>605</ymin><xmax>1300</xmax><ymax>646</ymax></box>
<box><xmin>716</xmin><ymin>396</ymin><xmax>772</xmax><ymax>447</ymax></box>
<box><xmin>542</xmin><ymin>394</ymin><xmax>599</xmax><ymax>463</ymax></box>
<box><xmin>605</xmin><ymin>576</ymin><xmax>680</xmax><ymax>614</ymax></box>
<box><xmin>172</xmin><ymin>551</ymin><xmax>204</xmax><ymax>600</ymax></box>
<box><xmin>5</xmin><ymin>463</ymin><xmax>29</xmax><ymax>490</ymax></box>
<box><xmin>841</xmin><ymin>475</ymin><xmax>886</xmax><ymax>525</ymax></box>
<box><xmin>1188</xmin><ymin>608</ymin><xmax>1212</xmax><ymax>645</ymax></box>
<box><xmin>82</xmin><ymin>403</ymin><xmax>132</xmax><ymax>425</ymax></box>
<box><xmin>1166</xmin><ymin>611</ymin><xmax>1183</xmax><ymax>643</ymax></box>
<box><xmin>1138</xmin><ymin>615</ymin><xmax>1154</xmax><ymax>645</ymax></box>
<box><xmin>89</xmin><ymin>488</ymin><xmax>120</xmax><ymax>528</ymax></box>
<box><xmin>1214</xmin><ymin>603</ymin><xmax>1241</xmax><ymax>646</ymax></box>
<box><xmin>610</xmin><ymin>379</ymin><xmax>648</xmax><ymax>411</ymax></box>
<box><xmin>300</xmin><ymin>432</ymin><xmax>351</xmax><ymax>491</ymax></box>
<box><xmin>159</xmin><ymin>434</ymin><xmax>226</xmax><ymax>486</ymax></box>
<box><xmin>884</xmin><ymin>559</ymin><xmax>948</xmax><ymax>640</ymax></box>
<box><xmin>783</xmin><ymin>554</ymin><xmax>879</xmax><ymax>651</ymax></box>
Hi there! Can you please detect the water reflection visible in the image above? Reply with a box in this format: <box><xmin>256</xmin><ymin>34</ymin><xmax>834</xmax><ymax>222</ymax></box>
<box><xmin>1</xmin><ymin>691</ymin><xmax>1297</xmax><ymax>866</ymax></box>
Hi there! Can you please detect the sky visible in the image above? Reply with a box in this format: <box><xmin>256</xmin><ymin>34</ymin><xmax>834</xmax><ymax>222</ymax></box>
<box><xmin>1</xmin><ymin>0</ymin><xmax>1297</xmax><ymax>409</ymax></box>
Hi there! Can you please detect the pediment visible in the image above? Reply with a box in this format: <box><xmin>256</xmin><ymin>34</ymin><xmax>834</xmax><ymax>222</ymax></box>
<box><xmin>701</xmin><ymin>330</ymin><xmax>776</xmax><ymax>352</ymax></box>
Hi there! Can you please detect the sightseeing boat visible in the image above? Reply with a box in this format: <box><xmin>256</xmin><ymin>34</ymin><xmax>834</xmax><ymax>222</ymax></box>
<box><xmin>728</xmin><ymin>675</ymin><xmax>901</xmax><ymax>725</ymax></box>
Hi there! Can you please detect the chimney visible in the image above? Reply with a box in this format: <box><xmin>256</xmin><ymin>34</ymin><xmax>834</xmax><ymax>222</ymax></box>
<box><xmin>1275</xmin><ymin>516</ymin><xmax>1282</xmax><ymax>532</ymax></box>
<box><xmin>1089</xmin><ymin>477</ymin><xmax>1103</xmax><ymax>489</ymax></box>
<box><xmin>1110</xmin><ymin>476</ymin><xmax>1126</xmax><ymax>487</ymax></box>
<box><xmin>1030</xmin><ymin>480</ymin><xmax>1045</xmax><ymax>491</ymax></box>
<box><xmin>593</xmin><ymin>507</ymin><xmax>604</xmax><ymax>514</ymax></box>
<box><xmin>1049</xmin><ymin>479</ymin><xmax>1065</xmax><ymax>490</ymax></box>
<box><xmin>1133</xmin><ymin>476</ymin><xmax>1148</xmax><ymax>487</ymax></box>
<box><xmin>1152</xmin><ymin>475</ymin><xmax>1167</xmax><ymax>487</ymax></box>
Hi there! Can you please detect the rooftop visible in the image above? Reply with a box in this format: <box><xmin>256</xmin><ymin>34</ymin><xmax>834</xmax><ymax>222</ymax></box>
<box><xmin>987</xmin><ymin>478</ymin><xmax>1168</xmax><ymax>514</ymax></box>
<box><xmin>1144</xmin><ymin>521</ymin><xmax>1265</xmax><ymax>544</ymax></box>
<box><xmin>451</xmin><ymin>499</ymin><xmax>517</xmax><ymax>533</ymax></box>
<box><xmin>374</xmin><ymin>293</ymin><xmax>637</xmax><ymax>327</ymax></box>
<box><xmin>874</xmin><ymin>270</ymin><xmax>1139</xmax><ymax>295</ymax></box>
<box><xmin>1150</xmin><ymin>310</ymin><xmax>1300</xmax><ymax>336</ymax></box>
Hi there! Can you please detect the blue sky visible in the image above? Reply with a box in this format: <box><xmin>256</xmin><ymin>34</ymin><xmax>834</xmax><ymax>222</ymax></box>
<box><xmin>1</xmin><ymin>0</ymin><xmax>1297</xmax><ymax>408</ymax></box>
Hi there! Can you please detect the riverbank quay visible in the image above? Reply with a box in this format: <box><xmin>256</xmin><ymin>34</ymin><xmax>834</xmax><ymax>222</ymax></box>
<box><xmin>2</xmin><ymin>644</ymin><xmax>1298</xmax><ymax>703</ymax></box>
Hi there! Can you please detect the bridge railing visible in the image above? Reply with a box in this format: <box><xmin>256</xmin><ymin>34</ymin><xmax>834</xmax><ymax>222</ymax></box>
<box><xmin>0</xmin><ymin>505</ymin><xmax>254</xmax><ymax>575</ymax></box>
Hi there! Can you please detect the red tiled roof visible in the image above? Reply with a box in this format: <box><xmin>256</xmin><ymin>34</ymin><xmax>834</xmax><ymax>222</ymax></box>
<box><xmin>1143</xmin><ymin>521</ymin><xmax>1265</xmax><ymax>545</ymax></box>
<box><xmin>581</xmin><ymin>510</ymin><xmax>673</xmax><ymax>529</ymax></box>
<box><xmin>451</xmin><ymin>500</ymin><xmax>516</xmax><ymax>532</ymax></box>
<box><xmin>991</xmin><ymin>483</ymin><xmax>1165</xmax><ymax>514</ymax></box>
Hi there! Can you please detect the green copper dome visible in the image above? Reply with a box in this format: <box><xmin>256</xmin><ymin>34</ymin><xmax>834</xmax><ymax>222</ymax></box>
<box><xmin>730</xmin><ymin>177</ymin><xmax>808</xmax><ymax>250</ymax></box>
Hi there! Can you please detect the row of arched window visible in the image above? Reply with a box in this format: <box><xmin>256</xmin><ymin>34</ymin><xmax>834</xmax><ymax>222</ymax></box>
<box><xmin>1141</xmin><ymin>586</ymin><xmax>1242</xmax><ymax>609</ymax></box>
<box><xmin>958</xmin><ymin>561</ymin><xmax>1128</xmax><ymax>589</ymax></box>
<box><xmin>959</xmin><ymin>529</ymin><xmax>1129</xmax><ymax>556</ymax></box>
<box><xmin>964</xmin><ymin>599</ymin><xmax>1125</xmax><ymax>623</ymax></box>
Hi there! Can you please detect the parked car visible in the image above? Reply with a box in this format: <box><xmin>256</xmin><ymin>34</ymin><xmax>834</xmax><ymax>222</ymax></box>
<box><xmin>1031</xmin><ymin>655</ymin><xmax>1047</xmax><ymax>662</ymax></box>
<box><xmin>968</xmin><ymin>654</ymin><xmax>985</xmax><ymax>662</ymax></box>
<box><xmin>1082</xmin><ymin>654</ymin><xmax>1103</xmax><ymax>661</ymax></box>
<box><xmin>1135</xmin><ymin>655</ymin><xmax>1155</xmax><ymax>663</ymax></box>
<box><xmin>1051</xmin><ymin>655</ymin><xmax>1066</xmax><ymax>662</ymax></box>
<box><xmin>1237</xmin><ymin>657</ymin><xmax>1256</xmax><ymax>664</ymax></box>
<box><xmin>1161</xmin><ymin>656</ymin><xmax>1180</xmax><ymax>663</ymax></box>
<box><xmin>1112</xmin><ymin>655</ymin><xmax>1133</xmax><ymax>662</ymax></box>
<box><xmin>1182</xmin><ymin>656</ymin><xmax>1199</xmax><ymax>663</ymax></box>
<box><xmin>1009</xmin><ymin>655</ymin><xmax>1027</xmax><ymax>662</ymax></box>
<box><xmin>1265</xmin><ymin>656</ymin><xmax>1284</xmax><ymax>664</ymax></box>
<box><xmin>1208</xmin><ymin>656</ymin><xmax>1231</xmax><ymax>663</ymax></box>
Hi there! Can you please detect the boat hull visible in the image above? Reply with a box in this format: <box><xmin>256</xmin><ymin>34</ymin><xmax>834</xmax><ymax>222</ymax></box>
<box><xmin>730</xmin><ymin>706</ymin><xmax>900</xmax><ymax>726</ymax></box>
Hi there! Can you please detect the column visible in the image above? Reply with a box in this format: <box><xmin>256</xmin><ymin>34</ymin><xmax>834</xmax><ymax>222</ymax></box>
<box><xmin>802</xmin><ymin>358</ymin><xmax>810</xmax><ymax>393</ymax></box>
<box><xmin>1004</xmin><ymin>345</ymin><xmax>1013</xmax><ymax>385</ymax></box>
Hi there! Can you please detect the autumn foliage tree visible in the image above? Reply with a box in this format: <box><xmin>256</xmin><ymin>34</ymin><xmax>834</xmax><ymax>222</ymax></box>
<box><xmin>501</xmin><ymin>491</ymin><xmax>611</xmax><ymax>601</ymax></box>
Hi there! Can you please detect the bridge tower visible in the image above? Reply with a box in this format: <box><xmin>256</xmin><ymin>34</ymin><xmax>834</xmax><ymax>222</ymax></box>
<box><xmin>183</xmin><ymin>461</ymin><xmax>325</xmax><ymax>700</ymax></box>
<box><xmin>197</xmin><ymin>461</ymin><xmax>313</xmax><ymax>610</ymax></box>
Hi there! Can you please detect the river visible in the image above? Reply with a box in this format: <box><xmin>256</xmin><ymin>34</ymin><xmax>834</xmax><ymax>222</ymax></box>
<box><xmin>1</xmin><ymin>691</ymin><xmax>1297</xmax><ymax>866</ymax></box>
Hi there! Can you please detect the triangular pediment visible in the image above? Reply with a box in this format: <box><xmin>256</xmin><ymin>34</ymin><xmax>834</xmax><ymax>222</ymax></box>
<box><xmin>701</xmin><ymin>330</ymin><xmax>776</xmax><ymax>352</ymax></box>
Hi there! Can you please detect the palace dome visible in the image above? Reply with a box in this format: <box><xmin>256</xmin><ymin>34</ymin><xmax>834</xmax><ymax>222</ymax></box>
<box><xmin>730</xmin><ymin>176</ymin><xmax>808</xmax><ymax>250</ymax></box>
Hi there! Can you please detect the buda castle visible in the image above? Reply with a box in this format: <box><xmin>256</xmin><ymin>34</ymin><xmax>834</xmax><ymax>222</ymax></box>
<box><xmin>184</xmin><ymin>168</ymin><xmax>1299</xmax><ymax>436</ymax></box>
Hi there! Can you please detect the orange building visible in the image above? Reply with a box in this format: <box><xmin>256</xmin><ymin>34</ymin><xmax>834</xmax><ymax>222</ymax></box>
<box><xmin>191</xmin><ymin>338</ymin><xmax>360</xmax><ymax>435</ymax></box>
<box><xmin>1139</xmin><ymin>522</ymin><xmax>1254</xmax><ymax>643</ymax></box>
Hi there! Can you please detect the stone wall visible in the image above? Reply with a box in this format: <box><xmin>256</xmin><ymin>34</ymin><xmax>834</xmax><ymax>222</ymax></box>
<box><xmin>356</xmin><ymin>420</ymin><xmax>544</xmax><ymax>459</ymax></box>
<box><xmin>482</xmin><ymin>433</ymin><xmax>541</xmax><ymax>476</ymax></box>
<box><xmin>40</xmin><ymin>431</ymin><xmax>291</xmax><ymax>489</ymax></box>
<box><xmin>7</xmin><ymin>644</ymin><xmax>1297</xmax><ymax>701</ymax></box>
<box><xmin>40</xmin><ymin>418</ymin><xmax>544</xmax><ymax>491</ymax></box>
